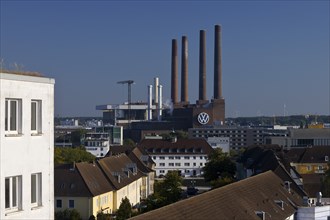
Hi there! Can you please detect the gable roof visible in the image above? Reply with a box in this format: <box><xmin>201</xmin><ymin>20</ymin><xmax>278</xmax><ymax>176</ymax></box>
<box><xmin>239</xmin><ymin>146</ymin><xmax>307</xmax><ymax>198</ymax></box>
<box><xmin>76</xmin><ymin>162</ymin><xmax>115</xmax><ymax>196</ymax></box>
<box><xmin>130</xmin><ymin>171</ymin><xmax>303</xmax><ymax>220</ymax></box>
<box><xmin>54</xmin><ymin>164</ymin><xmax>92</xmax><ymax>197</ymax></box>
<box><xmin>55</xmin><ymin>163</ymin><xmax>115</xmax><ymax>198</ymax></box>
<box><xmin>97</xmin><ymin>154</ymin><xmax>144</xmax><ymax>190</ymax></box>
<box><xmin>138</xmin><ymin>138</ymin><xmax>214</xmax><ymax>155</ymax></box>
<box><xmin>299</xmin><ymin>146</ymin><xmax>330</xmax><ymax>163</ymax></box>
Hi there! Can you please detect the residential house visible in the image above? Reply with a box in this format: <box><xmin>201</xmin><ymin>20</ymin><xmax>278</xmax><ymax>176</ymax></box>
<box><xmin>288</xmin><ymin>146</ymin><xmax>330</xmax><ymax>174</ymax></box>
<box><xmin>0</xmin><ymin>71</ymin><xmax>54</xmax><ymax>219</ymax></box>
<box><xmin>97</xmin><ymin>154</ymin><xmax>144</xmax><ymax>210</ymax></box>
<box><xmin>55</xmin><ymin>151</ymin><xmax>153</xmax><ymax>217</ymax></box>
<box><xmin>106</xmin><ymin>145</ymin><xmax>155</xmax><ymax>199</ymax></box>
<box><xmin>54</xmin><ymin>163</ymin><xmax>114</xmax><ymax>219</ymax></box>
<box><xmin>237</xmin><ymin>145</ymin><xmax>307</xmax><ymax>198</ymax></box>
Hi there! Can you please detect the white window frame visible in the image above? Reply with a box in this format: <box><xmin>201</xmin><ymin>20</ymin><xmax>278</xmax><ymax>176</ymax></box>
<box><xmin>5</xmin><ymin>175</ymin><xmax>22</xmax><ymax>212</ymax></box>
<box><xmin>31</xmin><ymin>173</ymin><xmax>42</xmax><ymax>207</ymax></box>
<box><xmin>5</xmin><ymin>99</ymin><xmax>22</xmax><ymax>135</ymax></box>
<box><xmin>31</xmin><ymin>100</ymin><xmax>42</xmax><ymax>134</ymax></box>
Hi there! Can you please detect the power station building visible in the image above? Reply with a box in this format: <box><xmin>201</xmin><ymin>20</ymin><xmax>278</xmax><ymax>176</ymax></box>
<box><xmin>97</xmin><ymin>25</ymin><xmax>226</xmax><ymax>131</ymax></box>
<box><xmin>167</xmin><ymin>25</ymin><xmax>225</xmax><ymax>128</ymax></box>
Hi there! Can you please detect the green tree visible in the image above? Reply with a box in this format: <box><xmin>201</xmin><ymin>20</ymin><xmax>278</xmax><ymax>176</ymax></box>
<box><xmin>158</xmin><ymin>171</ymin><xmax>183</xmax><ymax>205</ymax></box>
<box><xmin>55</xmin><ymin>209</ymin><xmax>82</xmax><ymax>220</ymax></box>
<box><xmin>123</xmin><ymin>138</ymin><xmax>135</xmax><ymax>147</ymax></box>
<box><xmin>140</xmin><ymin>171</ymin><xmax>183</xmax><ymax>213</ymax></box>
<box><xmin>322</xmin><ymin>164</ymin><xmax>330</xmax><ymax>197</ymax></box>
<box><xmin>54</xmin><ymin>147</ymin><xmax>96</xmax><ymax>164</ymax></box>
<box><xmin>96</xmin><ymin>212</ymin><xmax>111</xmax><ymax>220</ymax></box>
<box><xmin>116</xmin><ymin>197</ymin><xmax>132</xmax><ymax>220</ymax></box>
<box><xmin>203</xmin><ymin>148</ymin><xmax>236</xmax><ymax>188</ymax></box>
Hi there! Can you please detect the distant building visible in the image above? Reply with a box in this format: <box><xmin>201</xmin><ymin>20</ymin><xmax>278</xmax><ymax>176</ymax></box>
<box><xmin>265</xmin><ymin>128</ymin><xmax>330</xmax><ymax>148</ymax></box>
<box><xmin>207</xmin><ymin>136</ymin><xmax>230</xmax><ymax>153</ymax></box>
<box><xmin>0</xmin><ymin>71</ymin><xmax>55</xmax><ymax>219</ymax></box>
<box><xmin>189</xmin><ymin>126</ymin><xmax>266</xmax><ymax>150</ymax></box>
<box><xmin>138</xmin><ymin>138</ymin><xmax>214</xmax><ymax>177</ymax></box>
<box><xmin>84</xmin><ymin>126</ymin><xmax>123</xmax><ymax>157</ymax></box>
<box><xmin>84</xmin><ymin>132</ymin><xmax>111</xmax><ymax>157</ymax></box>
<box><xmin>96</xmin><ymin>102</ymin><xmax>155</xmax><ymax>127</ymax></box>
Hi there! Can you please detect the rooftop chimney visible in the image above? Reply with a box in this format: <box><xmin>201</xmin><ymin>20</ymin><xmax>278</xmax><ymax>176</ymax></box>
<box><xmin>181</xmin><ymin>36</ymin><xmax>188</xmax><ymax>103</ymax></box>
<box><xmin>154</xmin><ymin>77</ymin><xmax>159</xmax><ymax>105</ymax></box>
<box><xmin>171</xmin><ymin>39</ymin><xmax>179</xmax><ymax>104</ymax></box>
<box><xmin>214</xmin><ymin>25</ymin><xmax>222</xmax><ymax>99</ymax></box>
<box><xmin>199</xmin><ymin>30</ymin><xmax>207</xmax><ymax>101</ymax></box>
<box><xmin>147</xmin><ymin>85</ymin><xmax>153</xmax><ymax>121</ymax></box>
<box><xmin>157</xmin><ymin>85</ymin><xmax>163</xmax><ymax>121</ymax></box>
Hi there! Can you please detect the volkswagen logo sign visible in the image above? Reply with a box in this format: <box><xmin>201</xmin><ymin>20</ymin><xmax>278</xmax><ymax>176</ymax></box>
<box><xmin>197</xmin><ymin>112</ymin><xmax>210</xmax><ymax>125</ymax></box>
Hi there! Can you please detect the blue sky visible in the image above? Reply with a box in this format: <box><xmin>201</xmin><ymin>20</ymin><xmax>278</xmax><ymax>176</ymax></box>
<box><xmin>1</xmin><ymin>1</ymin><xmax>329</xmax><ymax>117</ymax></box>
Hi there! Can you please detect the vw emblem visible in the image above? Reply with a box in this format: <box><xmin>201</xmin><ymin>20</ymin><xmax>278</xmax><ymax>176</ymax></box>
<box><xmin>197</xmin><ymin>112</ymin><xmax>210</xmax><ymax>125</ymax></box>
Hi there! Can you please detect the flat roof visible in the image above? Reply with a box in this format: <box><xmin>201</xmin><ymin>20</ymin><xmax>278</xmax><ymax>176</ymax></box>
<box><xmin>0</xmin><ymin>71</ymin><xmax>55</xmax><ymax>84</ymax></box>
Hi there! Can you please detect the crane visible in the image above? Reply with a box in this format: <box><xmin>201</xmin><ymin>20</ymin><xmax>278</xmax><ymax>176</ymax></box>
<box><xmin>117</xmin><ymin>80</ymin><xmax>135</xmax><ymax>125</ymax></box>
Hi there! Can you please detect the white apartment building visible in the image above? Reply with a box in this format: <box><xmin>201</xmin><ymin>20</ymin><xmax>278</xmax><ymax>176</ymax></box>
<box><xmin>138</xmin><ymin>138</ymin><xmax>214</xmax><ymax>177</ymax></box>
<box><xmin>84</xmin><ymin>132</ymin><xmax>110</xmax><ymax>157</ymax></box>
<box><xmin>0</xmin><ymin>71</ymin><xmax>55</xmax><ymax>219</ymax></box>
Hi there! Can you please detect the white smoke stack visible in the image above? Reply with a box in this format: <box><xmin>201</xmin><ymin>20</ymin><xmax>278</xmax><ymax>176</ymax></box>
<box><xmin>154</xmin><ymin>77</ymin><xmax>159</xmax><ymax>105</ymax></box>
<box><xmin>158</xmin><ymin>85</ymin><xmax>162</xmax><ymax>121</ymax></box>
<box><xmin>148</xmin><ymin>85</ymin><xmax>153</xmax><ymax>121</ymax></box>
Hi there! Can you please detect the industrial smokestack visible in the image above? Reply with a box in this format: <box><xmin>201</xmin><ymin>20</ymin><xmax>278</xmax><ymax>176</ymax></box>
<box><xmin>147</xmin><ymin>85</ymin><xmax>153</xmax><ymax>121</ymax></box>
<box><xmin>154</xmin><ymin>77</ymin><xmax>159</xmax><ymax>105</ymax></box>
<box><xmin>157</xmin><ymin>85</ymin><xmax>163</xmax><ymax>121</ymax></box>
<box><xmin>199</xmin><ymin>30</ymin><xmax>207</xmax><ymax>101</ymax></box>
<box><xmin>171</xmin><ymin>39</ymin><xmax>179</xmax><ymax>104</ymax></box>
<box><xmin>214</xmin><ymin>24</ymin><xmax>222</xmax><ymax>99</ymax></box>
<box><xmin>181</xmin><ymin>36</ymin><xmax>188</xmax><ymax>103</ymax></box>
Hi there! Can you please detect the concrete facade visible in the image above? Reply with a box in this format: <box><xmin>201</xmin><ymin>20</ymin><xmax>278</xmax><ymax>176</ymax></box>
<box><xmin>0</xmin><ymin>72</ymin><xmax>55</xmax><ymax>219</ymax></box>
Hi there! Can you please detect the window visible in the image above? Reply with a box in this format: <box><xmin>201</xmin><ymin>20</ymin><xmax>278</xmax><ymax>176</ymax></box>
<box><xmin>159</xmin><ymin>156</ymin><xmax>165</xmax><ymax>160</ymax></box>
<box><xmin>175</xmin><ymin>163</ymin><xmax>181</xmax><ymax>166</ymax></box>
<box><xmin>56</xmin><ymin>199</ymin><xmax>62</xmax><ymax>208</ymax></box>
<box><xmin>69</xmin><ymin>200</ymin><xmax>74</xmax><ymax>208</ymax></box>
<box><xmin>184</xmin><ymin>156</ymin><xmax>190</xmax><ymax>159</ymax></box>
<box><xmin>200</xmin><ymin>163</ymin><xmax>203</xmax><ymax>166</ymax></box>
<box><xmin>160</xmin><ymin>170</ymin><xmax>165</xmax><ymax>173</ymax></box>
<box><xmin>175</xmin><ymin>156</ymin><xmax>181</xmax><ymax>159</ymax></box>
<box><xmin>31</xmin><ymin>100</ymin><xmax>42</xmax><ymax>134</ymax></box>
<box><xmin>168</xmin><ymin>156</ymin><xmax>174</xmax><ymax>160</ymax></box>
<box><xmin>159</xmin><ymin>163</ymin><xmax>165</xmax><ymax>167</ymax></box>
<box><xmin>193</xmin><ymin>163</ymin><xmax>196</xmax><ymax>166</ymax></box>
<box><xmin>5</xmin><ymin>176</ymin><xmax>22</xmax><ymax>211</ymax></box>
<box><xmin>5</xmin><ymin>99</ymin><xmax>22</xmax><ymax>134</ymax></box>
<box><xmin>169</xmin><ymin>163</ymin><xmax>174</xmax><ymax>167</ymax></box>
<box><xmin>31</xmin><ymin>173</ymin><xmax>42</xmax><ymax>206</ymax></box>
<box><xmin>184</xmin><ymin>163</ymin><xmax>190</xmax><ymax>166</ymax></box>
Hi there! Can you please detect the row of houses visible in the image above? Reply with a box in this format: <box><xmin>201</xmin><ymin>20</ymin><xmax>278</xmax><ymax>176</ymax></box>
<box><xmin>55</xmin><ymin>147</ymin><xmax>155</xmax><ymax>219</ymax></box>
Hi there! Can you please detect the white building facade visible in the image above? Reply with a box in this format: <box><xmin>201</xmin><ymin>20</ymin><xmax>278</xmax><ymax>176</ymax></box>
<box><xmin>84</xmin><ymin>132</ymin><xmax>110</xmax><ymax>157</ymax></box>
<box><xmin>0</xmin><ymin>72</ymin><xmax>55</xmax><ymax>219</ymax></box>
<box><xmin>138</xmin><ymin>138</ymin><xmax>214</xmax><ymax>177</ymax></box>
